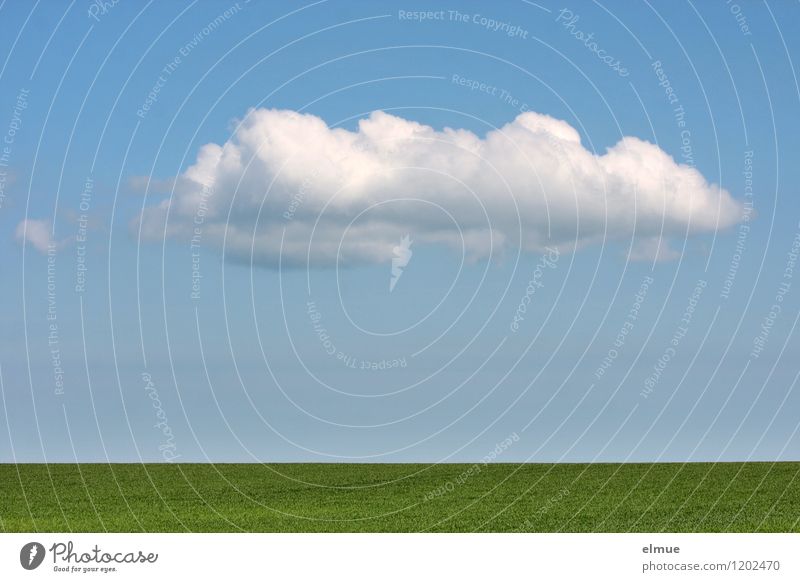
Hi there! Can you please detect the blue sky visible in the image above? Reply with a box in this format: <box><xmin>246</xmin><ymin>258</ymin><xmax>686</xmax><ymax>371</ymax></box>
<box><xmin>1</xmin><ymin>0</ymin><xmax>799</xmax><ymax>463</ymax></box>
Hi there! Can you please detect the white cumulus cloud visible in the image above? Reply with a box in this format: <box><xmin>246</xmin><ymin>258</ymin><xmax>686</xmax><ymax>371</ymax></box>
<box><xmin>134</xmin><ymin>108</ymin><xmax>742</xmax><ymax>266</ymax></box>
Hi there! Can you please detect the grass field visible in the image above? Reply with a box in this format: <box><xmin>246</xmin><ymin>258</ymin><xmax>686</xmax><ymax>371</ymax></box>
<box><xmin>0</xmin><ymin>463</ymin><xmax>797</xmax><ymax>532</ymax></box>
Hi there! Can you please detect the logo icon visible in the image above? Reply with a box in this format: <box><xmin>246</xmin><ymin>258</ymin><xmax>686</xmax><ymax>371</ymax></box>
<box><xmin>20</xmin><ymin>542</ymin><xmax>45</xmax><ymax>570</ymax></box>
<box><xmin>390</xmin><ymin>235</ymin><xmax>413</xmax><ymax>292</ymax></box>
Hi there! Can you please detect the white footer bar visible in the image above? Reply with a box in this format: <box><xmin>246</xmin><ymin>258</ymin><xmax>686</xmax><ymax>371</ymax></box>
<box><xmin>1</xmin><ymin>533</ymin><xmax>797</xmax><ymax>581</ymax></box>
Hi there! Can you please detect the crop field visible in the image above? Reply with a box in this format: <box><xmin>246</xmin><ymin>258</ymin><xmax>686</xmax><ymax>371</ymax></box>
<box><xmin>0</xmin><ymin>462</ymin><xmax>797</xmax><ymax>532</ymax></box>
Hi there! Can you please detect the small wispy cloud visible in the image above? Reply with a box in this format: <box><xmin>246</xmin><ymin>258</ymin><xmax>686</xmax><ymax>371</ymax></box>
<box><xmin>14</xmin><ymin>218</ymin><xmax>68</xmax><ymax>254</ymax></box>
<box><xmin>629</xmin><ymin>236</ymin><xmax>681</xmax><ymax>262</ymax></box>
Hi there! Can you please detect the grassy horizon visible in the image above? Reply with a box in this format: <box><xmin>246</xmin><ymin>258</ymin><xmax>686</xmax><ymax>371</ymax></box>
<box><xmin>0</xmin><ymin>462</ymin><xmax>797</xmax><ymax>532</ymax></box>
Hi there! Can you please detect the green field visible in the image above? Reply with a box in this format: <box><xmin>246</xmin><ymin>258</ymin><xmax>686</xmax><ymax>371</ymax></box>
<box><xmin>0</xmin><ymin>463</ymin><xmax>797</xmax><ymax>532</ymax></box>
